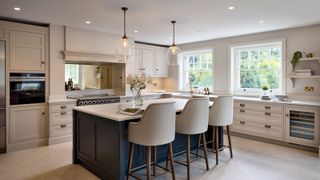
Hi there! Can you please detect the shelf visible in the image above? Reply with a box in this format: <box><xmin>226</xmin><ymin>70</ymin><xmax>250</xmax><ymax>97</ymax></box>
<box><xmin>286</xmin><ymin>75</ymin><xmax>320</xmax><ymax>87</ymax></box>
<box><xmin>299</xmin><ymin>57</ymin><xmax>320</xmax><ymax>62</ymax></box>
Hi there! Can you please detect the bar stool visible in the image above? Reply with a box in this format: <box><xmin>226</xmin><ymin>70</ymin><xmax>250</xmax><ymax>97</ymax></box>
<box><xmin>173</xmin><ymin>98</ymin><xmax>210</xmax><ymax>180</ymax></box>
<box><xmin>198</xmin><ymin>96</ymin><xmax>234</xmax><ymax>165</ymax></box>
<box><xmin>127</xmin><ymin>102</ymin><xmax>176</xmax><ymax>180</ymax></box>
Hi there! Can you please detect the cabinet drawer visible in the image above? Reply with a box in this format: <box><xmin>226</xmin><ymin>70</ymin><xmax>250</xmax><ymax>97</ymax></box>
<box><xmin>50</xmin><ymin>123</ymin><xmax>72</xmax><ymax>137</ymax></box>
<box><xmin>50</xmin><ymin>111</ymin><xmax>73</xmax><ymax>120</ymax></box>
<box><xmin>51</xmin><ymin>118</ymin><xmax>72</xmax><ymax>126</ymax></box>
<box><xmin>235</xmin><ymin>101</ymin><xmax>283</xmax><ymax>112</ymax></box>
<box><xmin>234</xmin><ymin>110</ymin><xmax>283</xmax><ymax>127</ymax></box>
<box><xmin>50</xmin><ymin>103</ymin><xmax>76</xmax><ymax>113</ymax></box>
<box><xmin>232</xmin><ymin>120</ymin><xmax>283</xmax><ymax>140</ymax></box>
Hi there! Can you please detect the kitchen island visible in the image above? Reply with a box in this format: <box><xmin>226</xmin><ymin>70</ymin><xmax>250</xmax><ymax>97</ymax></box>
<box><xmin>73</xmin><ymin>98</ymin><xmax>218</xmax><ymax>180</ymax></box>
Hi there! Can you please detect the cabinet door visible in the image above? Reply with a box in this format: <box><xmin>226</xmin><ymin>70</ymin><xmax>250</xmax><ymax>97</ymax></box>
<box><xmin>9</xmin><ymin>30</ymin><xmax>46</xmax><ymax>72</ymax></box>
<box><xmin>0</xmin><ymin>28</ymin><xmax>4</xmax><ymax>40</ymax></box>
<box><xmin>142</xmin><ymin>49</ymin><xmax>155</xmax><ymax>75</ymax></box>
<box><xmin>154</xmin><ymin>51</ymin><xmax>168</xmax><ymax>77</ymax></box>
<box><xmin>9</xmin><ymin>105</ymin><xmax>46</xmax><ymax>143</ymax></box>
<box><xmin>134</xmin><ymin>48</ymin><xmax>143</xmax><ymax>74</ymax></box>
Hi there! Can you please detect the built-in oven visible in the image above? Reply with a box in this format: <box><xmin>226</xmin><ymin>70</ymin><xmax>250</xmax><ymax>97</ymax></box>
<box><xmin>10</xmin><ymin>73</ymin><xmax>45</xmax><ymax>105</ymax></box>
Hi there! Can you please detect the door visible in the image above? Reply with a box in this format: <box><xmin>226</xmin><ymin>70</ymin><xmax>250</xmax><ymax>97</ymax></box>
<box><xmin>154</xmin><ymin>50</ymin><xmax>168</xmax><ymax>77</ymax></box>
<box><xmin>9</xmin><ymin>105</ymin><xmax>46</xmax><ymax>143</ymax></box>
<box><xmin>9</xmin><ymin>30</ymin><xmax>46</xmax><ymax>72</ymax></box>
<box><xmin>285</xmin><ymin>105</ymin><xmax>319</xmax><ymax>147</ymax></box>
<box><xmin>142</xmin><ymin>49</ymin><xmax>155</xmax><ymax>75</ymax></box>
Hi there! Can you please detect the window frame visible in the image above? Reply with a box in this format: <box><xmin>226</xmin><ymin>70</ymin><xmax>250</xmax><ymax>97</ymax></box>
<box><xmin>179</xmin><ymin>48</ymin><xmax>215</xmax><ymax>92</ymax></box>
<box><xmin>229</xmin><ymin>38</ymin><xmax>286</xmax><ymax>95</ymax></box>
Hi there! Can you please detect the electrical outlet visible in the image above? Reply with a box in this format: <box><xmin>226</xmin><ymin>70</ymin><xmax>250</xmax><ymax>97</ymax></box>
<box><xmin>152</xmin><ymin>83</ymin><xmax>158</xmax><ymax>87</ymax></box>
<box><xmin>304</xmin><ymin>86</ymin><xmax>314</xmax><ymax>92</ymax></box>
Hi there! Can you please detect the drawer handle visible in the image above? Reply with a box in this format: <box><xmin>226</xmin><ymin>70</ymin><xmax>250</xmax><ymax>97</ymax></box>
<box><xmin>265</xmin><ymin>112</ymin><xmax>271</xmax><ymax>116</ymax></box>
<box><xmin>240</xmin><ymin>121</ymin><xmax>245</xmax><ymax>125</ymax></box>
<box><xmin>60</xmin><ymin>106</ymin><xmax>67</xmax><ymax>109</ymax></box>
<box><xmin>61</xmin><ymin>112</ymin><xmax>67</xmax><ymax>115</ymax></box>
<box><xmin>240</xmin><ymin>104</ymin><xmax>245</xmax><ymax>107</ymax></box>
<box><xmin>265</xmin><ymin>124</ymin><xmax>271</xmax><ymax>128</ymax></box>
<box><xmin>240</xmin><ymin>109</ymin><xmax>245</xmax><ymax>113</ymax></box>
<box><xmin>41</xmin><ymin>61</ymin><xmax>45</xmax><ymax>64</ymax></box>
<box><xmin>60</xmin><ymin>124</ymin><xmax>67</xmax><ymax>128</ymax></box>
<box><xmin>265</xmin><ymin>106</ymin><xmax>271</xmax><ymax>110</ymax></box>
<box><xmin>42</xmin><ymin>112</ymin><xmax>45</xmax><ymax>115</ymax></box>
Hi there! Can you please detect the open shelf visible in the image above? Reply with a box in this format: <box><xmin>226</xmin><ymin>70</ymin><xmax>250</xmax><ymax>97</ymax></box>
<box><xmin>299</xmin><ymin>57</ymin><xmax>320</xmax><ymax>62</ymax></box>
<box><xmin>286</xmin><ymin>75</ymin><xmax>320</xmax><ymax>87</ymax></box>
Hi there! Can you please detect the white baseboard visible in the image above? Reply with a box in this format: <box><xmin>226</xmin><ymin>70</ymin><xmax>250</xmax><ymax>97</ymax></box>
<box><xmin>7</xmin><ymin>139</ymin><xmax>48</xmax><ymax>152</ymax></box>
<box><xmin>48</xmin><ymin>135</ymin><xmax>72</xmax><ymax>145</ymax></box>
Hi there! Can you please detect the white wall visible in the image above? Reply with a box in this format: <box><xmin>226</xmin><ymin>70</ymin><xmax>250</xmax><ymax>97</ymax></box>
<box><xmin>173</xmin><ymin>24</ymin><xmax>320</xmax><ymax>97</ymax></box>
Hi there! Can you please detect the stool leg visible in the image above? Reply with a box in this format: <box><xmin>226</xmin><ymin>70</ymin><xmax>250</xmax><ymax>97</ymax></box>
<box><xmin>196</xmin><ymin>134</ymin><xmax>201</xmax><ymax>158</ymax></box>
<box><xmin>186</xmin><ymin>135</ymin><xmax>190</xmax><ymax>180</ymax></box>
<box><xmin>215</xmin><ymin>127</ymin><xmax>219</xmax><ymax>165</ymax></box>
<box><xmin>165</xmin><ymin>145</ymin><xmax>170</xmax><ymax>169</ymax></box>
<box><xmin>227</xmin><ymin>125</ymin><xmax>233</xmax><ymax>158</ymax></box>
<box><xmin>127</xmin><ymin>143</ymin><xmax>134</xmax><ymax>180</ymax></box>
<box><xmin>168</xmin><ymin>143</ymin><xmax>176</xmax><ymax>180</ymax></box>
<box><xmin>212</xmin><ymin>126</ymin><xmax>215</xmax><ymax>152</ymax></box>
<box><xmin>146</xmin><ymin>146</ymin><xmax>151</xmax><ymax>180</ymax></box>
<box><xmin>202</xmin><ymin>133</ymin><xmax>209</xmax><ymax>170</ymax></box>
<box><xmin>153</xmin><ymin>146</ymin><xmax>157</xmax><ymax>176</ymax></box>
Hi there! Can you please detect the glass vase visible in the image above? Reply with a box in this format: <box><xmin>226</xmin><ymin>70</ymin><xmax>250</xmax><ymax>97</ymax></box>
<box><xmin>132</xmin><ymin>89</ymin><xmax>143</xmax><ymax>107</ymax></box>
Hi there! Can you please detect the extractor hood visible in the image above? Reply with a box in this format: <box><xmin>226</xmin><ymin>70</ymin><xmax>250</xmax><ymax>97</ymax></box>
<box><xmin>62</xmin><ymin>51</ymin><xmax>126</xmax><ymax>64</ymax></box>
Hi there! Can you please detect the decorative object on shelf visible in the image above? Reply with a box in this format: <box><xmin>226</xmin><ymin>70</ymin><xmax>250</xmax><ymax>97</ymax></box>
<box><xmin>116</xmin><ymin>7</ymin><xmax>133</xmax><ymax>62</ymax></box>
<box><xmin>168</xmin><ymin>20</ymin><xmax>180</xmax><ymax>65</ymax></box>
<box><xmin>291</xmin><ymin>51</ymin><xmax>302</xmax><ymax>71</ymax></box>
<box><xmin>127</xmin><ymin>73</ymin><xmax>151</xmax><ymax>107</ymax></box>
<box><xmin>303</xmin><ymin>52</ymin><xmax>314</xmax><ymax>58</ymax></box>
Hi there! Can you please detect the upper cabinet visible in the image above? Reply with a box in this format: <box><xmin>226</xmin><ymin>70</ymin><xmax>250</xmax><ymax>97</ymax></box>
<box><xmin>133</xmin><ymin>44</ymin><xmax>169</xmax><ymax>77</ymax></box>
<box><xmin>9</xmin><ymin>30</ymin><xmax>48</xmax><ymax>72</ymax></box>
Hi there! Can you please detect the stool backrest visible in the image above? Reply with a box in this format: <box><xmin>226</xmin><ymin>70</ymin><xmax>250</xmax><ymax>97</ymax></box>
<box><xmin>209</xmin><ymin>96</ymin><xmax>233</xmax><ymax>126</ymax></box>
<box><xmin>176</xmin><ymin>98</ymin><xmax>209</xmax><ymax>135</ymax></box>
<box><xmin>128</xmin><ymin>102</ymin><xmax>176</xmax><ymax>146</ymax></box>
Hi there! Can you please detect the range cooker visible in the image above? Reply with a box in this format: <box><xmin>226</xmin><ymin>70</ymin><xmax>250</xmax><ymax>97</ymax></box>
<box><xmin>68</xmin><ymin>94</ymin><xmax>120</xmax><ymax>106</ymax></box>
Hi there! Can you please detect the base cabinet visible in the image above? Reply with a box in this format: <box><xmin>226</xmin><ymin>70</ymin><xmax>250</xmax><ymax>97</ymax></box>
<box><xmin>9</xmin><ymin>105</ymin><xmax>47</xmax><ymax>144</ymax></box>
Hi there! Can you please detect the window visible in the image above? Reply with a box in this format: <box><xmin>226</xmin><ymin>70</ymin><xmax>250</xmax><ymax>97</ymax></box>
<box><xmin>231</xmin><ymin>40</ymin><xmax>284</xmax><ymax>94</ymax></box>
<box><xmin>180</xmin><ymin>49</ymin><xmax>214</xmax><ymax>91</ymax></box>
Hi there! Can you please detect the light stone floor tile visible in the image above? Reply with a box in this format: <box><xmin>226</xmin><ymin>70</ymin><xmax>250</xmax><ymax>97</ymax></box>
<box><xmin>0</xmin><ymin>135</ymin><xmax>319</xmax><ymax>180</ymax></box>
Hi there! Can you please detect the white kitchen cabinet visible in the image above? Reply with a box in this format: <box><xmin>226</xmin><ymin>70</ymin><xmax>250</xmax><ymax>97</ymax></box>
<box><xmin>9</xmin><ymin>30</ymin><xmax>47</xmax><ymax>72</ymax></box>
<box><xmin>285</xmin><ymin>105</ymin><xmax>319</xmax><ymax>147</ymax></box>
<box><xmin>133</xmin><ymin>44</ymin><xmax>168</xmax><ymax>77</ymax></box>
<box><xmin>231</xmin><ymin>100</ymin><xmax>284</xmax><ymax>141</ymax></box>
<box><xmin>49</xmin><ymin>101</ymin><xmax>76</xmax><ymax>145</ymax></box>
<box><xmin>9</xmin><ymin>105</ymin><xmax>47</xmax><ymax>144</ymax></box>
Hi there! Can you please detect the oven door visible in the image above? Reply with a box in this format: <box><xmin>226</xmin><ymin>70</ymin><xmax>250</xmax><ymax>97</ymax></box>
<box><xmin>10</xmin><ymin>79</ymin><xmax>45</xmax><ymax>105</ymax></box>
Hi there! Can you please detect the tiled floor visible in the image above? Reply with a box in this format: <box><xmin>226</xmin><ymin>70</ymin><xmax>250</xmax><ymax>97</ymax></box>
<box><xmin>0</xmin><ymin>136</ymin><xmax>319</xmax><ymax>180</ymax></box>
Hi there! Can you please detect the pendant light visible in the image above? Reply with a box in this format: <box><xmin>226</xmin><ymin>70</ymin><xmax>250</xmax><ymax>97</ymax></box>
<box><xmin>116</xmin><ymin>7</ymin><xmax>133</xmax><ymax>62</ymax></box>
<box><xmin>168</xmin><ymin>20</ymin><xmax>180</xmax><ymax>65</ymax></box>
<box><xmin>169</xmin><ymin>20</ymin><xmax>180</xmax><ymax>55</ymax></box>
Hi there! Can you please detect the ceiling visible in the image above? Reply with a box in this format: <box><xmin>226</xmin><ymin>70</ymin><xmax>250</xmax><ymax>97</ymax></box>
<box><xmin>1</xmin><ymin>0</ymin><xmax>320</xmax><ymax>45</ymax></box>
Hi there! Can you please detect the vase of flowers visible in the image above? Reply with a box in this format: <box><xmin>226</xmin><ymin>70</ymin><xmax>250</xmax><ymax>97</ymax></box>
<box><xmin>127</xmin><ymin>73</ymin><xmax>151</xmax><ymax>107</ymax></box>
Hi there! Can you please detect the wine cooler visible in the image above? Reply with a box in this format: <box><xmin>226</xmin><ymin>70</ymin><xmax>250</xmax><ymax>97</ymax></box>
<box><xmin>285</xmin><ymin>105</ymin><xmax>319</xmax><ymax>147</ymax></box>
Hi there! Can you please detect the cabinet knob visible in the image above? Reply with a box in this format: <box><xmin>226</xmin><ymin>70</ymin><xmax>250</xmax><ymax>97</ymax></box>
<box><xmin>240</xmin><ymin>109</ymin><xmax>245</xmax><ymax>113</ymax></box>
<box><xmin>60</xmin><ymin>124</ymin><xmax>67</xmax><ymax>128</ymax></box>
<box><xmin>61</xmin><ymin>112</ymin><xmax>67</xmax><ymax>115</ymax></box>
<box><xmin>240</xmin><ymin>121</ymin><xmax>245</xmax><ymax>125</ymax></box>
<box><xmin>60</xmin><ymin>106</ymin><xmax>67</xmax><ymax>109</ymax></box>
<box><xmin>156</xmin><ymin>68</ymin><xmax>159</xmax><ymax>72</ymax></box>
<box><xmin>42</xmin><ymin>112</ymin><xmax>45</xmax><ymax>115</ymax></box>
<box><xmin>265</xmin><ymin>124</ymin><xmax>271</xmax><ymax>128</ymax></box>
<box><xmin>285</xmin><ymin>114</ymin><xmax>289</xmax><ymax>117</ymax></box>
<box><xmin>41</xmin><ymin>61</ymin><xmax>45</xmax><ymax>64</ymax></box>
<box><xmin>240</xmin><ymin>104</ymin><xmax>245</xmax><ymax>107</ymax></box>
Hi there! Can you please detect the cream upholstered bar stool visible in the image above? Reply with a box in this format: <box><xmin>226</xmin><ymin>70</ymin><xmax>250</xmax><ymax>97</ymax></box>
<box><xmin>127</xmin><ymin>102</ymin><xmax>176</xmax><ymax>180</ymax></box>
<box><xmin>173</xmin><ymin>98</ymin><xmax>210</xmax><ymax>180</ymax></box>
<box><xmin>206</xmin><ymin>95</ymin><xmax>234</xmax><ymax>165</ymax></box>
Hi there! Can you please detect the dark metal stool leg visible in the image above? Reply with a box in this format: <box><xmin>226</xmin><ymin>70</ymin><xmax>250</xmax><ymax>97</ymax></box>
<box><xmin>196</xmin><ymin>134</ymin><xmax>201</xmax><ymax>158</ymax></box>
<box><xmin>186</xmin><ymin>135</ymin><xmax>190</xmax><ymax>180</ymax></box>
<box><xmin>215</xmin><ymin>127</ymin><xmax>219</xmax><ymax>165</ymax></box>
<box><xmin>227</xmin><ymin>125</ymin><xmax>233</xmax><ymax>158</ymax></box>
<box><xmin>127</xmin><ymin>143</ymin><xmax>134</xmax><ymax>180</ymax></box>
<box><xmin>202</xmin><ymin>133</ymin><xmax>209</xmax><ymax>170</ymax></box>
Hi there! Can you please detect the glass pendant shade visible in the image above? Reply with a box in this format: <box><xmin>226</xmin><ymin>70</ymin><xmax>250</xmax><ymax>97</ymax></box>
<box><xmin>168</xmin><ymin>20</ymin><xmax>180</xmax><ymax>65</ymax></box>
<box><xmin>116</xmin><ymin>7</ymin><xmax>133</xmax><ymax>62</ymax></box>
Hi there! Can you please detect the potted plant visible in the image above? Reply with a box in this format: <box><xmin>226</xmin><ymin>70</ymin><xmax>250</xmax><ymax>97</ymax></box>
<box><xmin>262</xmin><ymin>85</ymin><xmax>269</xmax><ymax>95</ymax></box>
<box><xmin>291</xmin><ymin>51</ymin><xmax>302</xmax><ymax>72</ymax></box>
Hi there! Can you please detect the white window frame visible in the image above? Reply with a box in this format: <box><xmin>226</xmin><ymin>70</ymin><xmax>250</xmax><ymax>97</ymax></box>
<box><xmin>179</xmin><ymin>48</ymin><xmax>215</xmax><ymax>92</ymax></box>
<box><xmin>229</xmin><ymin>38</ymin><xmax>286</xmax><ymax>95</ymax></box>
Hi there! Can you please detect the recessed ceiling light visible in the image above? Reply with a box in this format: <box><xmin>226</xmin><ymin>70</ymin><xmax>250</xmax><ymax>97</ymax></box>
<box><xmin>228</xmin><ymin>6</ymin><xmax>235</xmax><ymax>10</ymax></box>
<box><xmin>259</xmin><ymin>20</ymin><xmax>264</xmax><ymax>24</ymax></box>
<box><xmin>85</xmin><ymin>21</ymin><xmax>91</xmax><ymax>24</ymax></box>
<box><xmin>134</xmin><ymin>30</ymin><xmax>139</xmax><ymax>33</ymax></box>
<box><xmin>13</xmin><ymin>7</ymin><xmax>21</xmax><ymax>11</ymax></box>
